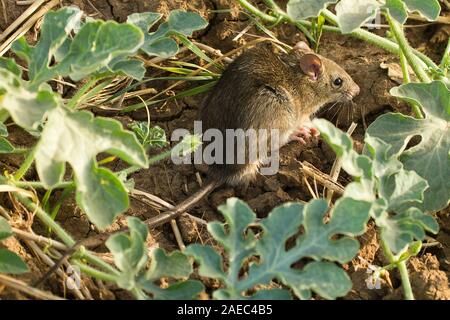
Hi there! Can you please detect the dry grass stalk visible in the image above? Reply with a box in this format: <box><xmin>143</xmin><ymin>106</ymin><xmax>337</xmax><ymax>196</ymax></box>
<box><xmin>0</xmin><ymin>0</ymin><xmax>60</xmax><ymax>56</ymax></box>
<box><xmin>0</xmin><ymin>273</ymin><xmax>64</xmax><ymax>300</ymax></box>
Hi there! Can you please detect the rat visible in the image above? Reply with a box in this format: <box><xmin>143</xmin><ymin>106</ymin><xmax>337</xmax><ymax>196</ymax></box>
<box><xmin>145</xmin><ymin>41</ymin><xmax>360</xmax><ymax>228</ymax></box>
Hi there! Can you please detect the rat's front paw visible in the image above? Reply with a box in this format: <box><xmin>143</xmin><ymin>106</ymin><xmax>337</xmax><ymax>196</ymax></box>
<box><xmin>289</xmin><ymin>126</ymin><xmax>320</xmax><ymax>145</ymax></box>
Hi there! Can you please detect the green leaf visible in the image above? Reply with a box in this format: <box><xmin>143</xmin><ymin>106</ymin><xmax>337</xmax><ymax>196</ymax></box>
<box><xmin>379</xmin><ymin>169</ymin><xmax>428</xmax><ymax>213</ymax></box>
<box><xmin>364</xmin><ymin>136</ymin><xmax>402</xmax><ymax>178</ymax></box>
<box><xmin>148</xmin><ymin>280</ymin><xmax>204</xmax><ymax>300</ymax></box>
<box><xmin>35</xmin><ymin>107</ymin><xmax>148</xmax><ymax>228</ymax></box>
<box><xmin>106</xmin><ymin>217</ymin><xmax>148</xmax><ymax>290</ymax></box>
<box><xmin>0</xmin><ymin>123</ymin><xmax>7</xmax><ymax>137</ymax></box>
<box><xmin>57</xmin><ymin>20</ymin><xmax>144</xmax><ymax>81</ymax></box>
<box><xmin>12</xmin><ymin>8</ymin><xmax>144</xmax><ymax>85</ymax></box>
<box><xmin>377</xmin><ymin>207</ymin><xmax>438</xmax><ymax>253</ymax></box>
<box><xmin>0</xmin><ymin>57</ymin><xmax>22</xmax><ymax>77</ymax></box>
<box><xmin>403</xmin><ymin>0</ymin><xmax>441</xmax><ymax>21</ymax></box>
<box><xmin>146</xmin><ymin>248</ymin><xmax>193</xmax><ymax>280</ymax></box>
<box><xmin>0</xmin><ymin>69</ymin><xmax>58</xmax><ymax>130</ymax></box>
<box><xmin>184</xmin><ymin>244</ymin><xmax>226</xmax><ymax>281</ymax></box>
<box><xmin>0</xmin><ymin>138</ymin><xmax>14</xmax><ymax>153</ymax></box>
<box><xmin>0</xmin><ymin>249</ymin><xmax>29</xmax><ymax>274</ymax></box>
<box><xmin>248</xmin><ymin>289</ymin><xmax>292</xmax><ymax>300</ymax></box>
<box><xmin>129</xmin><ymin>122</ymin><xmax>168</xmax><ymax>149</ymax></box>
<box><xmin>187</xmin><ymin>197</ymin><xmax>369</xmax><ymax>300</ymax></box>
<box><xmin>12</xmin><ymin>7</ymin><xmax>83</xmax><ymax>84</ymax></box>
<box><xmin>108</xmin><ymin>59</ymin><xmax>146</xmax><ymax>80</ymax></box>
<box><xmin>287</xmin><ymin>0</ymin><xmax>338</xmax><ymax>20</ymax></box>
<box><xmin>139</xmin><ymin>248</ymin><xmax>203</xmax><ymax>299</ymax></box>
<box><xmin>384</xmin><ymin>0</ymin><xmax>408</xmax><ymax>24</ymax></box>
<box><xmin>367</xmin><ymin>81</ymin><xmax>450</xmax><ymax>212</ymax></box>
<box><xmin>0</xmin><ymin>217</ymin><xmax>12</xmax><ymax>241</ymax></box>
<box><xmin>207</xmin><ymin>198</ymin><xmax>256</xmax><ymax>291</ymax></box>
<box><xmin>128</xmin><ymin>10</ymin><xmax>208</xmax><ymax>58</ymax></box>
<box><xmin>335</xmin><ymin>0</ymin><xmax>380</xmax><ymax>34</ymax></box>
<box><xmin>314</xmin><ymin>118</ymin><xmax>372</xmax><ymax>178</ymax></box>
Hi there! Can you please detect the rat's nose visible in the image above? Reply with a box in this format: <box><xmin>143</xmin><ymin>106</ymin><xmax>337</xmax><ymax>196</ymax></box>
<box><xmin>352</xmin><ymin>84</ymin><xmax>360</xmax><ymax>97</ymax></box>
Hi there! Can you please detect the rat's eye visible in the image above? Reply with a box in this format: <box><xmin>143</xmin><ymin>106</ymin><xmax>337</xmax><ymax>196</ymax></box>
<box><xmin>332</xmin><ymin>77</ymin><xmax>343</xmax><ymax>88</ymax></box>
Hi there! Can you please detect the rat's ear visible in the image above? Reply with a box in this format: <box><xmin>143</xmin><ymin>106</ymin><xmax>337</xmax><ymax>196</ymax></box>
<box><xmin>299</xmin><ymin>54</ymin><xmax>322</xmax><ymax>81</ymax></box>
<box><xmin>293</xmin><ymin>41</ymin><xmax>313</xmax><ymax>53</ymax></box>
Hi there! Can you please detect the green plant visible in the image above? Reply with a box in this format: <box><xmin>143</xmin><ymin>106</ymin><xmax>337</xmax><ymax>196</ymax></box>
<box><xmin>186</xmin><ymin>197</ymin><xmax>370</xmax><ymax>299</ymax></box>
<box><xmin>314</xmin><ymin>118</ymin><xmax>440</xmax><ymax>300</ymax></box>
<box><xmin>0</xmin><ymin>217</ymin><xmax>29</xmax><ymax>274</ymax></box>
<box><xmin>235</xmin><ymin>0</ymin><xmax>449</xmax><ymax>300</ymax></box>
<box><xmin>0</xmin><ymin>7</ymin><xmax>206</xmax><ymax>299</ymax></box>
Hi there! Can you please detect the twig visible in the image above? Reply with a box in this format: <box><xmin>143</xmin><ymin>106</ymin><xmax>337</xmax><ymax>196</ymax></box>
<box><xmin>0</xmin><ymin>273</ymin><xmax>64</xmax><ymax>300</ymax></box>
<box><xmin>192</xmin><ymin>41</ymin><xmax>234</xmax><ymax>63</ymax></box>
<box><xmin>16</xmin><ymin>0</ymin><xmax>38</xmax><ymax>5</ymax></box>
<box><xmin>0</xmin><ymin>0</ymin><xmax>60</xmax><ymax>56</ymax></box>
<box><xmin>170</xmin><ymin>220</ymin><xmax>186</xmax><ymax>251</ymax></box>
<box><xmin>300</xmin><ymin>161</ymin><xmax>345</xmax><ymax>195</ymax></box>
<box><xmin>303</xmin><ymin>176</ymin><xmax>318</xmax><ymax>199</ymax></box>
<box><xmin>33</xmin><ymin>240</ymin><xmax>83</xmax><ymax>288</ymax></box>
<box><xmin>131</xmin><ymin>189</ymin><xmax>208</xmax><ymax>226</ymax></box>
<box><xmin>12</xmin><ymin>227</ymin><xmax>68</xmax><ymax>251</ymax></box>
<box><xmin>25</xmin><ymin>240</ymin><xmax>85</xmax><ymax>299</ymax></box>
<box><xmin>0</xmin><ymin>0</ymin><xmax>48</xmax><ymax>43</ymax></box>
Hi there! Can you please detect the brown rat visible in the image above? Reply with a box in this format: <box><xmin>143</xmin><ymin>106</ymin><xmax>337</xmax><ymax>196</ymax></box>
<box><xmin>145</xmin><ymin>41</ymin><xmax>360</xmax><ymax>227</ymax></box>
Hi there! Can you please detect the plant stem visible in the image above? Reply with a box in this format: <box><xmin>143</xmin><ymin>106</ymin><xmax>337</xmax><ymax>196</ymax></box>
<box><xmin>262</xmin><ymin>0</ymin><xmax>314</xmax><ymax>42</ymax></box>
<box><xmin>14</xmin><ymin>147</ymin><xmax>36</xmax><ymax>180</ymax></box>
<box><xmin>237</xmin><ymin>0</ymin><xmax>277</xmax><ymax>23</ymax></box>
<box><xmin>235</xmin><ymin>2</ymin><xmax>438</xmax><ymax>71</ymax></box>
<box><xmin>441</xmin><ymin>38</ymin><xmax>450</xmax><ymax>68</ymax></box>
<box><xmin>397</xmin><ymin>260</ymin><xmax>414</xmax><ymax>300</ymax></box>
<box><xmin>73</xmin><ymin>260</ymin><xmax>118</xmax><ymax>283</ymax></box>
<box><xmin>386</xmin><ymin>14</ymin><xmax>431</xmax><ymax>83</ymax></box>
<box><xmin>380</xmin><ymin>238</ymin><xmax>414</xmax><ymax>300</ymax></box>
<box><xmin>13</xmin><ymin>180</ymin><xmax>74</xmax><ymax>189</ymax></box>
<box><xmin>121</xmin><ymin>165</ymin><xmax>142</xmax><ymax>176</ymax></box>
<box><xmin>17</xmin><ymin>194</ymin><xmax>75</xmax><ymax>246</ymax></box>
<box><xmin>148</xmin><ymin>149</ymin><xmax>173</xmax><ymax>165</ymax></box>
<box><xmin>14</xmin><ymin>193</ymin><xmax>120</xmax><ymax>276</ymax></box>
<box><xmin>399</xmin><ymin>52</ymin><xmax>424</xmax><ymax>119</ymax></box>
<box><xmin>67</xmin><ymin>77</ymin><xmax>98</xmax><ymax>109</ymax></box>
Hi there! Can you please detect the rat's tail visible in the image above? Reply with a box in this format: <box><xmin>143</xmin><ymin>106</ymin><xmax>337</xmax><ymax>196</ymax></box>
<box><xmin>143</xmin><ymin>179</ymin><xmax>221</xmax><ymax>228</ymax></box>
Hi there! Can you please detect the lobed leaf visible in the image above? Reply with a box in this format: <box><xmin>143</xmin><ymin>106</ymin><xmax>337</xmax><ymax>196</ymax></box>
<box><xmin>106</xmin><ymin>217</ymin><xmax>148</xmax><ymax>290</ymax></box>
<box><xmin>129</xmin><ymin>122</ymin><xmax>168</xmax><ymax>150</ymax></box>
<box><xmin>287</xmin><ymin>0</ymin><xmax>338</xmax><ymax>20</ymax></box>
<box><xmin>12</xmin><ymin>7</ymin><xmax>144</xmax><ymax>85</ymax></box>
<box><xmin>128</xmin><ymin>10</ymin><xmax>208</xmax><ymax>58</ymax></box>
<box><xmin>335</xmin><ymin>0</ymin><xmax>379</xmax><ymax>34</ymax></box>
<box><xmin>314</xmin><ymin>118</ymin><xmax>372</xmax><ymax>179</ymax></box>
<box><xmin>384</xmin><ymin>0</ymin><xmax>408</xmax><ymax>24</ymax></box>
<box><xmin>107</xmin><ymin>218</ymin><xmax>203</xmax><ymax>299</ymax></box>
<box><xmin>367</xmin><ymin>81</ymin><xmax>450</xmax><ymax>212</ymax></box>
<box><xmin>187</xmin><ymin>197</ymin><xmax>370</xmax><ymax>300</ymax></box>
<box><xmin>35</xmin><ymin>107</ymin><xmax>148</xmax><ymax>229</ymax></box>
<box><xmin>403</xmin><ymin>0</ymin><xmax>441</xmax><ymax>21</ymax></box>
<box><xmin>146</xmin><ymin>248</ymin><xmax>193</xmax><ymax>280</ymax></box>
<box><xmin>0</xmin><ymin>69</ymin><xmax>58</xmax><ymax>130</ymax></box>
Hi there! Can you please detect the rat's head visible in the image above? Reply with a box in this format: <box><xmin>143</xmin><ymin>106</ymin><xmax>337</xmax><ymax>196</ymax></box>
<box><xmin>289</xmin><ymin>42</ymin><xmax>360</xmax><ymax>104</ymax></box>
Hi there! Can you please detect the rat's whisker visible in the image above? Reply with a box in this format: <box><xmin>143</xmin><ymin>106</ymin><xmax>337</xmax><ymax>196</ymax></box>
<box><xmin>330</xmin><ymin>103</ymin><xmax>343</xmax><ymax>121</ymax></box>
